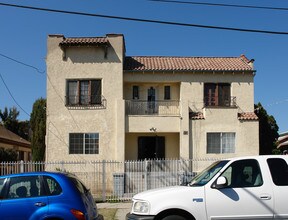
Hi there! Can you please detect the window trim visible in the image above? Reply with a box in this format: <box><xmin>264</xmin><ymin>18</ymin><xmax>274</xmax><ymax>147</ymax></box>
<box><xmin>69</xmin><ymin>133</ymin><xmax>99</xmax><ymax>155</ymax></box>
<box><xmin>164</xmin><ymin>85</ymin><xmax>171</xmax><ymax>100</ymax></box>
<box><xmin>207</xmin><ymin>132</ymin><xmax>236</xmax><ymax>154</ymax></box>
<box><xmin>66</xmin><ymin>79</ymin><xmax>103</xmax><ymax>107</ymax></box>
<box><xmin>204</xmin><ymin>83</ymin><xmax>233</xmax><ymax>107</ymax></box>
<box><xmin>132</xmin><ymin>85</ymin><xmax>139</xmax><ymax>100</ymax></box>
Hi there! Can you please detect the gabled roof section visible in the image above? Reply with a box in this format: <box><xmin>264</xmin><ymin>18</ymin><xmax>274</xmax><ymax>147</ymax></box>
<box><xmin>124</xmin><ymin>55</ymin><xmax>254</xmax><ymax>72</ymax></box>
<box><xmin>59</xmin><ymin>37</ymin><xmax>109</xmax><ymax>47</ymax></box>
<box><xmin>238</xmin><ymin>112</ymin><xmax>258</xmax><ymax>121</ymax></box>
<box><xmin>189</xmin><ymin>111</ymin><xmax>205</xmax><ymax>120</ymax></box>
<box><xmin>0</xmin><ymin>125</ymin><xmax>30</xmax><ymax>147</ymax></box>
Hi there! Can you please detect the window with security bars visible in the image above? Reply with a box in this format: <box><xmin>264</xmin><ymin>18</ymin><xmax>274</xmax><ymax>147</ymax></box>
<box><xmin>69</xmin><ymin>133</ymin><xmax>99</xmax><ymax>154</ymax></box>
<box><xmin>66</xmin><ymin>79</ymin><xmax>102</xmax><ymax>106</ymax></box>
<box><xmin>207</xmin><ymin>132</ymin><xmax>235</xmax><ymax>154</ymax></box>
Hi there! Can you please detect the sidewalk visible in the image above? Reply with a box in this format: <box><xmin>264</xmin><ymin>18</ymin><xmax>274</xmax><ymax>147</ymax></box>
<box><xmin>97</xmin><ymin>202</ymin><xmax>132</xmax><ymax>220</ymax></box>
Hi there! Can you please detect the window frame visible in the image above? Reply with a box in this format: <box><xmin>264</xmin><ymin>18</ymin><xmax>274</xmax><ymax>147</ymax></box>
<box><xmin>132</xmin><ymin>85</ymin><xmax>139</xmax><ymax>100</ymax></box>
<box><xmin>204</xmin><ymin>83</ymin><xmax>231</xmax><ymax>107</ymax></box>
<box><xmin>66</xmin><ymin>79</ymin><xmax>102</xmax><ymax>106</ymax></box>
<box><xmin>69</xmin><ymin>133</ymin><xmax>99</xmax><ymax>155</ymax></box>
<box><xmin>207</xmin><ymin>132</ymin><xmax>235</xmax><ymax>154</ymax></box>
<box><xmin>164</xmin><ymin>85</ymin><xmax>171</xmax><ymax>100</ymax></box>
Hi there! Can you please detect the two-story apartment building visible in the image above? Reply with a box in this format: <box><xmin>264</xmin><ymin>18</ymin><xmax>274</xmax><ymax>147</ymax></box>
<box><xmin>46</xmin><ymin>34</ymin><xmax>259</xmax><ymax>163</ymax></box>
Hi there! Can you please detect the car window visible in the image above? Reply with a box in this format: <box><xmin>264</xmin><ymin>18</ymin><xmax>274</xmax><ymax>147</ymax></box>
<box><xmin>267</xmin><ymin>158</ymin><xmax>288</xmax><ymax>186</ymax></box>
<box><xmin>220</xmin><ymin>159</ymin><xmax>263</xmax><ymax>188</ymax></box>
<box><xmin>6</xmin><ymin>176</ymin><xmax>42</xmax><ymax>199</ymax></box>
<box><xmin>43</xmin><ymin>176</ymin><xmax>62</xmax><ymax>195</ymax></box>
<box><xmin>68</xmin><ymin>176</ymin><xmax>87</xmax><ymax>194</ymax></box>
<box><xmin>0</xmin><ymin>178</ymin><xmax>5</xmax><ymax>198</ymax></box>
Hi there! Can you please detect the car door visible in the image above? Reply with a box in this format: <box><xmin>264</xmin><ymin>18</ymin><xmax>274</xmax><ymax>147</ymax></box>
<box><xmin>0</xmin><ymin>175</ymin><xmax>48</xmax><ymax>220</ymax></box>
<box><xmin>267</xmin><ymin>158</ymin><xmax>288</xmax><ymax>219</ymax></box>
<box><xmin>205</xmin><ymin>159</ymin><xmax>274</xmax><ymax>220</ymax></box>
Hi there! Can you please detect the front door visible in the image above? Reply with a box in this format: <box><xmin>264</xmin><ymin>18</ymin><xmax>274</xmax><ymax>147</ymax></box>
<box><xmin>138</xmin><ymin>136</ymin><xmax>165</xmax><ymax>160</ymax></box>
<box><xmin>206</xmin><ymin>159</ymin><xmax>274</xmax><ymax>219</ymax></box>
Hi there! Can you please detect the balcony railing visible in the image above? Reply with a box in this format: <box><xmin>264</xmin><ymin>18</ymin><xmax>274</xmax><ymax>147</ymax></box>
<box><xmin>65</xmin><ymin>95</ymin><xmax>106</xmax><ymax>109</ymax></box>
<box><xmin>204</xmin><ymin>96</ymin><xmax>236</xmax><ymax>107</ymax></box>
<box><xmin>126</xmin><ymin>100</ymin><xmax>180</xmax><ymax>116</ymax></box>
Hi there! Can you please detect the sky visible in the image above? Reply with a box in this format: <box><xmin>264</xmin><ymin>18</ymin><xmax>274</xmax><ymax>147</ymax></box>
<box><xmin>0</xmin><ymin>0</ymin><xmax>287</xmax><ymax>133</ymax></box>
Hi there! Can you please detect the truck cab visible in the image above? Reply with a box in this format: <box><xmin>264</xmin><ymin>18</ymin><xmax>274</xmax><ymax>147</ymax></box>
<box><xmin>126</xmin><ymin>156</ymin><xmax>288</xmax><ymax>220</ymax></box>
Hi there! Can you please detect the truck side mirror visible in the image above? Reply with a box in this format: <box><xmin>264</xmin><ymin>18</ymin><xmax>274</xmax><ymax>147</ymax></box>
<box><xmin>213</xmin><ymin>176</ymin><xmax>228</xmax><ymax>189</ymax></box>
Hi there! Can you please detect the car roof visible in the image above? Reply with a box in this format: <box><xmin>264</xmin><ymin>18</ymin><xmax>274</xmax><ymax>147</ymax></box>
<box><xmin>225</xmin><ymin>155</ymin><xmax>288</xmax><ymax>162</ymax></box>
<box><xmin>0</xmin><ymin>171</ymin><xmax>69</xmax><ymax>179</ymax></box>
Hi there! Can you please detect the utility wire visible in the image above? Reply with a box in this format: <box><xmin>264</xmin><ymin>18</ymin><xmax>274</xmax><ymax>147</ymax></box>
<box><xmin>0</xmin><ymin>53</ymin><xmax>45</xmax><ymax>74</ymax></box>
<box><xmin>0</xmin><ymin>73</ymin><xmax>30</xmax><ymax>117</ymax></box>
<box><xmin>0</xmin><ymin>2</ymin><xmax>288</xmax><ymax>35</ymax></box>
<box><xmin>0</xmin><ymin>51</ymin><xmax>82</xmax><ymax>131</ymax></box>
<box><xmin>149</xmin><ymin>0</ymin><xmax>288</xmax><ymax>11</ymax></box>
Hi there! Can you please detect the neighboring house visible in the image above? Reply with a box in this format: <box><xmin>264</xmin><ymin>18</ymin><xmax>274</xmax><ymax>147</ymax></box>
<box><xmin>46</xmin><ymin>34</ymin><xmax>259</xmax><ymax>163</ymax></box>
<box><xmin>0</xmin><ymin>125</ymin><xmax>31</xmax><ymax>161</ymax></box>
<box><xmin>277</xmin><ymin>132</ymin><xmax>288</xmax><ymax>152</ymax></box>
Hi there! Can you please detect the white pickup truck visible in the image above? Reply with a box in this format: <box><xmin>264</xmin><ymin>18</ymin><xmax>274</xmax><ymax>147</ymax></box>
<box><xmin>126</xmin><ymin>155</ymin><xmax>288</xmax><ymax>220</ymax></box>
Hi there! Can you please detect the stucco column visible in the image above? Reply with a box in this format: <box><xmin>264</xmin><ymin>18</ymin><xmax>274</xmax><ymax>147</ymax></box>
<box><xmin>116</xmin><ymin>99</ymin><xmax>125</xmax><ymax>161</ymax></box>
<box><xmin>180</xmin><ymin>99</ymin><xmax>190</xmax><ymax>159</ymax></box>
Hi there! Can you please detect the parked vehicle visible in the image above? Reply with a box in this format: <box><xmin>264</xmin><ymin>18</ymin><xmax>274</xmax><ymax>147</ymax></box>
<box><xmin>0</xmin><ymin>171</ymin><xmax>103</xmax><ymax>220</ymax></box>
<box><xmin>126</xmin><ymin>155</ymin><xmax>288</xmax><ymax>220</ymax></box>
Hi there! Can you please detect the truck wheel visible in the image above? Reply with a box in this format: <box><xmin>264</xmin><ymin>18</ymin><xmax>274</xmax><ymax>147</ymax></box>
<box><xmin>161</xmin><ymin>215</ymin><xmax>188</xmax><ymax>220</ymax></box>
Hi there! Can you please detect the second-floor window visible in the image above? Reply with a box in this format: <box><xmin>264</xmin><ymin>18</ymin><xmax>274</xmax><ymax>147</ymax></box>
<box><xmin>164</xmin><ymin>86</ymin><xmax>171</xmax><ymax>100</ymax></box>
<box><xmin>133</xmin><ymin>86</ymin><xmax>139</xmax><ymax>99</ymax></box>
<box><xmin>204</xmin><ymin>83</ymin><xmax>231</xmax><ymax>107</ymax></box>
<box><xmin>66</xmin><ymin>79</ymin><xmax>101</xmax><ymax>106</ymax></box>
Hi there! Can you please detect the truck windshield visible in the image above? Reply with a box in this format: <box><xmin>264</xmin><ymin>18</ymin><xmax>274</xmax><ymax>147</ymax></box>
<box><xmin>190</xmin><ymin>160</ymin><xmax>229</xmax><ymax>186</ymax></box>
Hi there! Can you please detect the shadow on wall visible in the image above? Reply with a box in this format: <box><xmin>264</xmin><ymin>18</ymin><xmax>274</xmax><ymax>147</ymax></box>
<box><xmin>65</xmin><ymin>46</ymin><xmax>121</xmax><ymax>64</ymax></box>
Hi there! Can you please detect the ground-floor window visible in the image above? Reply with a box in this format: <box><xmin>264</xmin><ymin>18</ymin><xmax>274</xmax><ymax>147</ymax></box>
<box><xmin>69</xmin><ymin>133</ymin><xmax>99</xmax><ymax>154</ymax></box>
<box><xmin>207</xmin><ymin>132</ymin><xmax>235</xmax><ymax>154</ymax></box>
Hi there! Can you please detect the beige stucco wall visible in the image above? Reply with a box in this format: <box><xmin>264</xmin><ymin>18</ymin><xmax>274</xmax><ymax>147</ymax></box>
<box><xmin>124</xmin><ymin>71</ymin><xmax>257</xmax><ymax>160</ymax></box>
<box><xmin>46</xmin><ymin>34</ymin><xmax>125</xmax><ymax>162</ymax></box>
<box><xmin>46</xmin><ymin>34</ymin><xmax>258</xmax><ymax>163</ymax></box>
<box><xmin>190</xmin><ymin>108</ymin><xmax>259</xmax><ymax>159</ymax></box>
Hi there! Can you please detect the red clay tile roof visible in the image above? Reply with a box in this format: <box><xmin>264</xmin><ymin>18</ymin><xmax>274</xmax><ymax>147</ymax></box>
<box><xmin>124</xmin><ymin>56</ymin><xmax>254</xmax><ymax>72</ymax></box>
<box><xmin>238</xmin><ymin>112</ymin><xmax>258</xmax><ymax>121</ymax></box>
<box><xmin>189</xmin><ymin>112</ymin><xmax>205</xmax><ymax>120</ymax></box>
<box><xmin>60</xmin><ymin>37</ymin><xmax>109</xmax><ymax>47</ymax></box>
<box><xmin>0</xmin><ymin>125</ymin><xmax>30</xmax><ymax>147</ymax></box>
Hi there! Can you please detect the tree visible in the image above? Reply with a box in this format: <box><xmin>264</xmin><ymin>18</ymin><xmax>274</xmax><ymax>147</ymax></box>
<box><xmin>0</xmin><ymin>107</ymin><xmax>30</xmax><ymax>141</ymax></box>
<box><xmin>255</xmin><ymin>103</ymin><xmax>279</xmax><ymax>155</ymax></box>
<box><xmin>0</xmin><ymin>148</ymin><xmax>18</xmax><ymax>161</ymax></box>
<box><xmin>0</xmin><ymin>107</ymin><xmax>19</xmax><ymax>134</ymax></box>
<box><xmin>30</xmin><ymin>98</ymin><xmax>46</xmax><ymax>161</ymax></box>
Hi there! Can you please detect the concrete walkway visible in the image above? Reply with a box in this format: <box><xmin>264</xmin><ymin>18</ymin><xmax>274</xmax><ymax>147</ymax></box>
<box><xmin>97</xmin><ymin>202</ymin><xmax>132</xmax><ymax>220</ymax></box>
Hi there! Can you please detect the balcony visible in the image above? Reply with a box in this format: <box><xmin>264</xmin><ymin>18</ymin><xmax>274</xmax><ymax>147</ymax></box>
<box><xmin>65</xmin><ymin>95</ymin><xmax>106</xmax><ymax>109</ymax></box>
<box><xmin>204</xmin><ymin>96</ymin><xmax>236</xmax><ymax>108</ymax></box>
<box><xmin>125</xmin><ymin>100</ymin><xmax>180</xmax><ymax>116</ymax></box>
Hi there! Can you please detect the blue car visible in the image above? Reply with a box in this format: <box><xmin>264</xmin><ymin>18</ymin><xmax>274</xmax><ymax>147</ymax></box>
<box><xmin>0</xmin><ymin>171</ymin><xmax>104</xmax><ymax>220</ymax></box>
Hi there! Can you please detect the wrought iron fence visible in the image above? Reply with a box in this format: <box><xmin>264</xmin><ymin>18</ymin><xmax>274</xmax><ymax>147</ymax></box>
<box><xmin>204</xmin><ymin>96</ymin><xmax>236</xmax><ymax>107</ymax></box>
<box><xmin>0</xmin><ymin>158</ymin><xmax>218</xmax><ymax>202</ymax></box>
<box><xmin>125</xmin><ymin>100</ymin><xmax>180</xmax><ymax>115</ymax></box>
